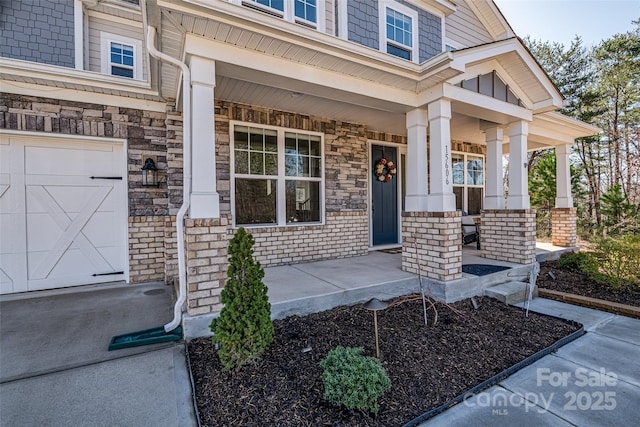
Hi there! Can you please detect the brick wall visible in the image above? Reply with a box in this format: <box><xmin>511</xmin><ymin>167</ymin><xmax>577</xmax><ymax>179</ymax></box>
<box><xmin>128</xmin><ymin>216</ymin><xmax>166</xmax><ymax>283</ymax></box>
<box><xmin>402</xmin><ymin>211</ymin><xmax>462</xmax><ymax>281</ymax></box>
<box><xmin>481</xmin><ymin>209</ymin><xmax>536</xmax><ymax>264</ymax></box>
<box><xmin>551</xmin><ymin>208</ymin><xmax>577</xmax><ymax>247</ymax></box>
<box><xmin>184</xmin><ymin>216</ymin><xmax>231</xmax><ymax>315</ymax></box>
<box><xmin>251</xmin><ymin>211</ymin><xmax>368</xmax><ymax>267</ymax></box>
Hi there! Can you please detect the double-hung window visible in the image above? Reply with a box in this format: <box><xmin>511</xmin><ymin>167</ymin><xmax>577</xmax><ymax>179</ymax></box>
<box><xmin>100</xmin><ymin>32</ymin><xmax>142</xmax><ymax>80</ymax></box>
<box><xmin>380</xmin><ymin>1</ymin><xmax>418</xmax><ymax>62</ymax></box>
<box><xmin>232</xmin><ymin>123</ymin><xmax>324</xmax><ymax>226</ymax></box>
<box><xmin>244</xmin><ymin>0</ymin><xmax>320</xmax><ymax>28</ymax></box>
<box><xmin>109</xmin><ymin>42</ymin><xmax>134</xmax><ymax>78</ymax></box>
<box><xmin>452</xmin><ymin>153</ymin><xmax>484</xmax><ymax>215</ymax></box>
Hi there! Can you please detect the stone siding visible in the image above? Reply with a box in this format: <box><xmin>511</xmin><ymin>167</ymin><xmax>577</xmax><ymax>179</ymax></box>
<box><xmin>551</xmin><ymin>208</ymin><xmax>577</xmax><ymax>247</ymax></box>
<box><xmin>481</xmin><ymin>209</ymin><xmax>536</xmax><ymax>264</ymax></box>
<box><xmin>402</xmin><ymin>211</ymin><xmax>462</xmax><ymax>281</ymax></box>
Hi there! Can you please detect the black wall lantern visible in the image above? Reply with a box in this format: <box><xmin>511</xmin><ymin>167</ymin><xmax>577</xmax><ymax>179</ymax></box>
<box><xmin>142</xmin><ymin>157</ymin><xmax>159</xmax><ymax>187</ymax></box>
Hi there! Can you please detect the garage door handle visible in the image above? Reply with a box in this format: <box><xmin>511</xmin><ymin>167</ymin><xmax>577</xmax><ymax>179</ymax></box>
<box><xmin>90</xmin><ymin>176</ymin><xmax>123</xmax><ymax>180</ymax></box>
<box><xmin>92</xmin><ymin>271</ymin><xmax>124</xmax><ymax>277</ymax></box>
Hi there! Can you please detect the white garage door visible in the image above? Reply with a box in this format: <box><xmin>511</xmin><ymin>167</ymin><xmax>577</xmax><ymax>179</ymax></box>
<box><xmin>0</xmin><ymin>134</ymin><xmax>127</xmax><ymax>294</ymax></box>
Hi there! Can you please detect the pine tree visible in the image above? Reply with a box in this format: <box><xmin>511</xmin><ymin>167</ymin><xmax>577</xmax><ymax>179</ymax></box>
<box><xmin>210</xmin><ymin>228</ymin><xmax>273</xmax><ymax>370</ymax></box>
<box><xmin>600</xmin><ymin>184</ymin><xmax>635</xmax><ymax>230</ymax></box>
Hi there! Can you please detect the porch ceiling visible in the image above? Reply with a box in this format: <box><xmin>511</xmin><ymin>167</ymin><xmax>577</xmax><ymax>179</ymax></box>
<box><xmin>156</xmin><ymin>0</ymin><xmax>596</xmax><ymax>148</ymax></box>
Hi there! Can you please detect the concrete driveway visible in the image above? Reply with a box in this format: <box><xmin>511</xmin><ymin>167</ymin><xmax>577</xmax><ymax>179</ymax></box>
<box><xmin>0</xmin><ymin>282</ymin><xmax>196</xmax><ymax>427</ymax></box>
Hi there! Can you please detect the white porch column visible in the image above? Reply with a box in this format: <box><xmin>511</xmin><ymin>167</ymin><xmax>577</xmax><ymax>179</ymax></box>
<box><xmin>189</xmin><ymin>56</ymin><xmax>220</xmax><ymax>219</ymax></box>
<box><xmin>405</xmin><ymin>108</ymin><xmax>429</xmax><ymax>212</ymax></box>
<box><xmin>555</xmin><ymin>143</ymin><xmax>574</xmax><ymax>208</ymax></box>
<box><xmin>507</xmin><ymin>121</ymin><xmax>530</xmax><ymax>209</ymax></box>
<box><xmin>484</xmin><ymin>127</ymin><xmax>505</xmax><ymax>210</ymax></box>
<box><xmin>427</xmin><ymin>99</ymin><xmax>455</xmax><ymax>212</ymax></box>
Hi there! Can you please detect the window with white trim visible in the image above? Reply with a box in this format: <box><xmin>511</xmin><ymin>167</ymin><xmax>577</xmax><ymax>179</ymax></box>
<box><xmin>379</xmin><ymin>1</ymin><xmax>418</xmax><ymax>62</ymax></box>
<box><xmin>232</xmin><ymin>123</ymin><xmax>324</xmax><ymax>226</ymax></box>
<box><xmin>452</xmin><ymin>153</ymin><xmax>484</xmax><ymax>215</ymax></box>
<box><xmin>100</xmin><ymin>32</ymin><xmax>142</xmax><ymax>80</ymax></box>
<box><xmin>243</xmin><ymin>0</ymin><xmax>321</xmax><ymax>28</ymax></box>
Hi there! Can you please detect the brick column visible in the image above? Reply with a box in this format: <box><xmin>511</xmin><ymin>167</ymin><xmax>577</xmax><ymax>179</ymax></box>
<box><xmin>184</xmin><ymin>216</ymin><xmax>230</xmax><ymax>316</ymax></box>
<box><xmin>481</xmin><ymin>209</ymin><xmax>536</xmax><ymax>264</ymax></box>
<box><xmin>402</xmin><ymin>211</ymin><xmax>462</xmax><ymax>281</ymax></box>
<box><xmin>551</xmin><ymin>208</ymin><xmax>577</xmax><ymax>247</ymax></box>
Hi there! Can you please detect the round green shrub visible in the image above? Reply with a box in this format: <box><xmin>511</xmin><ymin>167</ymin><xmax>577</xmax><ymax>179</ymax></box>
<box><xmin>320</xmin><ymin>346</ymin><xmax>391</xmax><ymax>414</ymax></box>
<box><xmin>557</xmin><ymin>251</ymin><xmax>598</xmax><ymax>275</ymax></box>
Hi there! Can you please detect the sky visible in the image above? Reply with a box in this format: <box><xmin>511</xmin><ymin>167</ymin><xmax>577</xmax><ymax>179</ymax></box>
<box><xmin>493</xmin><ymin>0</ymin><xmax>640</xmax><ymax>47</ymax></box>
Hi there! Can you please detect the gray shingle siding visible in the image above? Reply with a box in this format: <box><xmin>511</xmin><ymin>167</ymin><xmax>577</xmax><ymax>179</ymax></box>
<box><xmin>346</xmin><ymin>0</ymin><xmax>442</xmax><ymax>62</ymax></box>
<box><xmin>347</xmin><ymin>0</ymin><xmax>379</xmax><ymax>50</ymax></box>
<box><xmin>0</xmin><ymin>0</ymin><xmax>75</xmax><ymax>68</ymax></box>
<box><xmin>415</xmin><ymin>5</ymin><xmax>442</xmax><ymax>62</ymax></box>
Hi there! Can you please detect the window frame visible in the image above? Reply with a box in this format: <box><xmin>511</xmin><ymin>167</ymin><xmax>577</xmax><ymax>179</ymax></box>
<box><xmin>100</xmin><ymin>32</ymin><xmax>142</xmax><ymax>80</ymax></box>
<box><xmin>378</xmin><ymin>0</ymin><xmax>419</xmax><ymax>63</ymax></box>
<box><xmin>451</xmin><ymin>151</ymin><xmax>485</xmax><ymax>215</ymax></box>
<box><xmin>230</xmin><ymin>121</ymin><xmax>325</xmax><ymax>228</ymax></box>
<box><xmin>240</xmin><ymin>0</ymin><xmax>325</xmax><ymax>31</ymax></box>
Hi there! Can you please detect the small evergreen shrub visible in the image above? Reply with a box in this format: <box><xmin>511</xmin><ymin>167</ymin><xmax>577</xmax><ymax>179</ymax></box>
<box><xmin>592</xmin><ymin>235</ymin><xmax>640</xmax><ymax>287</ymax></box>
<box><xmin>210</xmin><ymin>228</ymin><xmax>274</xmax><ymax>370</ymax></box>
<box><xmin>320</xmin><ymin>346</ymin><xmax>391</xmax><ymax>414</ymax></box>
<box><xmin>557</xmin><ymin>252</ymin><xmax>598</xmax><ymax>275</ymax></box>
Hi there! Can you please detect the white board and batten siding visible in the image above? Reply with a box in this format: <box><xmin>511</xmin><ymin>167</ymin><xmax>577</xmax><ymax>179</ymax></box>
<box><xmin>0</xmin><ymin>133</ymin><xmax>128</xmax><ymax>295</ymax></box>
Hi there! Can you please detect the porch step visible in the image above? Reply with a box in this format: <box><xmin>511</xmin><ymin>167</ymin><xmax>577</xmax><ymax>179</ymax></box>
<box><xmin>484</xmin><ymin>281</ymin><xmax>536</xmax><ymax>305</ymax></box>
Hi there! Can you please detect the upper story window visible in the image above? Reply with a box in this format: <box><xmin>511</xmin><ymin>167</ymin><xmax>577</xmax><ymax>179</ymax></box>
<box><xmin>243</xmin><ymin>0</ymin><xmax>321</xmax><ymax>28</ymax></box>
<box><xmin>295</xmin><ymin>0</ymin><xmax>317</xmax><ymax>24</ymax></box>
<box><xmin>378</xmin><ymin>1</ymin><xmax>418</xmax><ymax>62</ymax></box>
<box><xmin>100</xmin><ymin>32</ymin><xmax>142</xmax><ymax>80</ymax></box>
<box><xmin>109</xmin><ymin>42</ymin><xmax>134</xmax><ymax>78</ymax></box>
<box><xmin>231</xmin><ymin>123</ymin><xmax>324</xmax><ymax>227</ymax></box>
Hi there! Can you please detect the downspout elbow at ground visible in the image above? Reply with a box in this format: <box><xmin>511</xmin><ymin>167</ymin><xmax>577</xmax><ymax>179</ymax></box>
<box><xmin>142</xmin><ymin>2</ymin><xmax>192</xmax><ymax>333</ymax></box>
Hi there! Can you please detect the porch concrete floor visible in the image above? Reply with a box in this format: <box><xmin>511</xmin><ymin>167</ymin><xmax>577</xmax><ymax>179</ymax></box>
<box><xmin>265</xmin><ymin>242</ymin><xmax>574</xmax><ymax>320</ymax></box>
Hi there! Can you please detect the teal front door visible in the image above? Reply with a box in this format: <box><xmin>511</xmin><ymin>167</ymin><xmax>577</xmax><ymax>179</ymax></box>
<box><xmin>371</xmin><ymin>145</ymin><xmax>398</xmax><ymax>246</ymax></box>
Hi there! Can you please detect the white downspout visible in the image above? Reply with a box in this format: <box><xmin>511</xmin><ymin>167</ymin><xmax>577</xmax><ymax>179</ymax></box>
<box><xmin>143</xmin><ymin>19</ymin><xmax>191</xmax><ymax>332</ymax></box>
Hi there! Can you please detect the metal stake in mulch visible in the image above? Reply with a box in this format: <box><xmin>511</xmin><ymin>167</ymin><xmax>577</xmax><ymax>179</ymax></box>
<box><xmin>525</xmin><ymin>263</ymin><xmax>541</xmax><ymax>317</ymax></box>
<box><xmin>364</xmin><ymin>298</ymin><xmax>388</xmax><ymax>358</ymax></box>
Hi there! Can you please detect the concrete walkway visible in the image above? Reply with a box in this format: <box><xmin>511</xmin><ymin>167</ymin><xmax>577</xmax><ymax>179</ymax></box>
<box><xmin>0</xmin><ymin>282</ymin><xmax>197</xmax><ymax>427</ymax></box>
<box><xmin>419</xmin><ymin>298</ymin><xmax>640</xmax><ymax>426</ymax></box>
<box><xmin>3</xmin><ymin>255</ymin><xmax>636</xmax><ymax>426</ymax></box>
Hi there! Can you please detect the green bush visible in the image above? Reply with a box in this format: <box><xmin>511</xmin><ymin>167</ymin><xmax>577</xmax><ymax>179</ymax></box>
<box><xmin>210</xmin><ymin>228</ymin><xmax>274</xmax><ymax>370</ymax></box>
<box><xmin>592</xmin><ymin>235</ymin><xmax>640</xmax><ymax>287</ymax></box>
<box><xmin>557</xmin><ymin>251</ymin><xmax>598</xmax><ymax>275</ymax></box>
<box><xmin>320</xmin><ymin>346</ymin><xmax>391</xmax><ymax>415</ymax></box>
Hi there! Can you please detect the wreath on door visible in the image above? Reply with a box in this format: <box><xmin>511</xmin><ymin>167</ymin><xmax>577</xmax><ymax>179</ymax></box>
<box><xmin>375</xmin><ymin>157</ymin><xmax>397</xmax><ymax>182</ymax></box>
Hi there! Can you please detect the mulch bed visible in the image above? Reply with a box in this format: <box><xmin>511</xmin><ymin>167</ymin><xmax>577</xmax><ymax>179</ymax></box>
<box><xmin>538</xmin><ymin>261</ymin><xmax>640</xmax><ymax>307</ymax></box>
<box><xmin>188</xmin><ymin>296</ymin><xmax>580</xmax><ymax>426</ymax></box>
